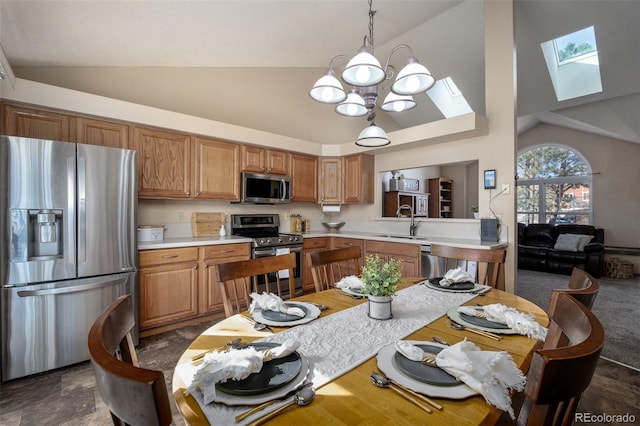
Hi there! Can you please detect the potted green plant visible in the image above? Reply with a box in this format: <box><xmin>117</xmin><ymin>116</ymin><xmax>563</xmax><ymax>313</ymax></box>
<box><xmin>470</xmin><ymin>205</ymin><xmax>479</xmax><ymax>219</ymax></box>
<box><xmin>360</xmin><ymin>255</ymin><xmax>402</xmax><ymax>320</ymax></box>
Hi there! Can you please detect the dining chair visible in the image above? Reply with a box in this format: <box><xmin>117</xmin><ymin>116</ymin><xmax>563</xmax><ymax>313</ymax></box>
<box><xmin>430</xmin><ymin>244</ymin><xmax>507</xmax><ymax>288</ymax></box>
<box><xmin>515</xmin><ymin>292</ymin><xmax>605</xmax><ymax>426</ymax></box>
<box><xmin>547</xmin><ymin>268</ymin><xmax>600</xmax><ymax>317</ymax></box>
<box><xmin>87</xmin><ymin>294</ymin><xmax>172</xmax><ymax>426</ymax></box>
<box><xmin>307</xmin><ymin>246</ymin><xmax>363</xmax><ymax>292</ymax></box>
<box><xmin>215</xmin><ymin>252</ymin><xmax>297</xmax><ymax>317</ymax></box>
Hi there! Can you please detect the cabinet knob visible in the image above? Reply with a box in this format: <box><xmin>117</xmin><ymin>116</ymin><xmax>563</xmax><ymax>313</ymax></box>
<box><xmin>196</xmin><ymin>191</ymin><xmax>200</xmax><ymax>196</ymax></box>
<box><xmin>162</xmin><ymin>255</ymin><xmax>179</xmax><ymax>259</ymax></box>
<box><xmin>192</xmin><ymin>265</ymin><xmax>198</xmax><ymax>270</ymax></box>
<box><xmin>186</xmin><ymin>191</ymin><xmax>190</xmax><ymax>196</ymax></box>
<box><xmin>203</xmin><ymin>263</ymin><xmax>208</xmax><ymax>268</ymax></box>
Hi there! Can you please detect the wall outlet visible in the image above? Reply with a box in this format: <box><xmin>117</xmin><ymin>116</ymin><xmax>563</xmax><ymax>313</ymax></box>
<box><xmin>177</xmin><ymin>211</ymin><xmax>185</xmax><ymax>222</ymax></box>
<box><xmin>501</xmin><ymin>184</ymin><xmax>510</xmax><ymax>195</ymax></box>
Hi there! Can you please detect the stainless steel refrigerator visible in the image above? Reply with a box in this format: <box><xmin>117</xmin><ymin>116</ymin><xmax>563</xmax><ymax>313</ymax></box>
<box><xmin>0</xmin><ymin>135</ymin><xmax>138</xmax><ymax>381</ymax></box>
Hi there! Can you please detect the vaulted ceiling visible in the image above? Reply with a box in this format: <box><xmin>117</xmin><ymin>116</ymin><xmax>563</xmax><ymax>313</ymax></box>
<box><xmin>1</xmin><ymin>0</ymin><xmax>638</xmax><ymax>145</ymax></box>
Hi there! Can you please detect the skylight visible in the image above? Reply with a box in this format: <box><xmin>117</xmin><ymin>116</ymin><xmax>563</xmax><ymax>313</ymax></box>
<box><xmin>540</xmin><ymin>26</ymin><xmax>602</xmax><ymax>101</ymax></box>
<box><xmin>426</xmin><ymin>77</ymin><xmax>473</xmax><ymax>119</ymax></box>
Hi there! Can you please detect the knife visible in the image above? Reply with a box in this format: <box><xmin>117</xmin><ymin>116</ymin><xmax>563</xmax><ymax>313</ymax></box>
<box><xmin>234</xmin><ymin>381</ymin><xmax>313</xmax><ymax>422</ymax></box>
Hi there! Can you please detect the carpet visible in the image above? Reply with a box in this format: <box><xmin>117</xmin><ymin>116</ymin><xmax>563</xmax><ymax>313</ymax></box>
<box><xmin>516</xmin><ymin>269</ymin><xmax>640</xmax><ymax>370</ymax></box>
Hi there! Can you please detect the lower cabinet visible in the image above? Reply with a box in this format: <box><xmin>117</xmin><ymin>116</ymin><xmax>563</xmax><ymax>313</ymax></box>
<box><xmin>364</xmin><ymin>240</ymin><xmax>421</xmax><ymax>277</ymax></box>
<box><xmin>138</xmin><ymin>243</ymin><xmax>251</xmax><ymax>335</ymax></box>
<box><xmin>302</xmin><ymin>237</ymin><xmax>329</xmax><ymax>293</ymax></box>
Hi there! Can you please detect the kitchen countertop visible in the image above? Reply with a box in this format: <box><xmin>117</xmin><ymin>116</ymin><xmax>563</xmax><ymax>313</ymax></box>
<box><xmin>138</xmin><ymin>231</ymin><xmax>506</xmax><ymax>251</ymax></box>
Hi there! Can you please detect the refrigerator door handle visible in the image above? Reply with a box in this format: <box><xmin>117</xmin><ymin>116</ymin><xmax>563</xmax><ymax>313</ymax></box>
<box><xmin>67</xmin><ymin>157</ymin><xmax>76</xmax><ymax>265</ymax></box>
<box><xmin>77</xmin><ymin>155</ymin><xmax>86</xmax><ymax>263</ymax></box>
<box><xmin>17</xmin><ymin>279</ymin><xmax>125</xmax><ymax>297</ymax></box>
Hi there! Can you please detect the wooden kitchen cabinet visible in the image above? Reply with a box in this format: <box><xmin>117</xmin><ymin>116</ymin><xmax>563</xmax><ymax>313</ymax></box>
<box><xmin>302</xmin><ymin>237</ymin><xmax>329</xmax><ymax>293</ymax></box>
<box><xmin>200</xmin><ymin>243</ymin><xmax>251</xmax><ymax>314</ymax></box>
<box><xmin>429</xmin><ymin>178</ymin><xmax>453</xmax><ymax>218</ymax></box>
<box><xmin>319</xmin><ymin>157</ymin><xmax>343</xmax><ymax>204</ymax></box>
<box><xmin>242</xmin><ymin>145</ymin><xmax>290</xmax><ymax>175</ymax></box>
<box><xmin>331</xmin><ymin>237</ymin><xmax>365</xmax><ymax>266</ymax></box>
<box><xmin>364</xmin><ymin>240</ymin><xmax>421</xmax><ymax>277</ymax></box>
<box><xmin>384</xmin><ymin>191</ymin><xmax>429</xmax><ymax>217</ymax></box>
<box><xmin>73</xmin><ymin>116</ymin><xmax>129</xmax><ymax>149</ymax></box>
<box><xmin>194</xmin><ymin>137</ymin><xmax>241</xmax><ymax>200</ymax></box>
<box><xmin>138</xmin><ymin>247</ymin><xmax>199</xmax><ymax>330</ymax></box>
<box><xmin>291</xmin><ymin>153</ymin><xmax>318</xmax><ymax>203</ymax></box>
<box><xmin>132</xmin><ymin>126</ymin><xmax>192</xmax><ymax>199</ymax></box>
<box><xmin>343</xmin><ymin>154</ymin><xmax>374</xmax><ymax>204</ymax></box>
<box><xmin>1</xmin><ymin>102</ymin><xmax>70</xmax><ymax>141</ymax></box>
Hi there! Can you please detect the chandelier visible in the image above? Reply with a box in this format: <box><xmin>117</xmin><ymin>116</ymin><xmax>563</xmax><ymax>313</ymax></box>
<box><xmin>309</xmin><ymin>0</ymin><xmax>435</xmax><ymax>147</ymax></box>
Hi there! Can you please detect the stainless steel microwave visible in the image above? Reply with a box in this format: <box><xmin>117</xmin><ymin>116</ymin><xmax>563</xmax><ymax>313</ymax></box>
<box><xmin>240</xmin><ymin>172</ymin><xmax>291</xmax><ymax>204</ymax></box>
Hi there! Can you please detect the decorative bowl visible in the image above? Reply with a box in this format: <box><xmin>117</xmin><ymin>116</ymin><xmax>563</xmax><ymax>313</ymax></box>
<box><xmin>321</xmin><ymin>222</ymin><xmax>346</xmax><ymax>232</ymax></box>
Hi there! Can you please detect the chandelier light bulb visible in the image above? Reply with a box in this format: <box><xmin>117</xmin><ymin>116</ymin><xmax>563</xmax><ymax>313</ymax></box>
<box><xmin>321</xmin><ymin>87</ymin><xmax>334</xmax><ymax>102</ymax></box>
<box><xmin>356</xmin><ymin>66</ymin><xmax>372</xmax><ymax>84</ymax></box>
<box><xmin>404</xmin><ymin>75</ymin><xmax>421</xmax><ymax>93</ymax></box>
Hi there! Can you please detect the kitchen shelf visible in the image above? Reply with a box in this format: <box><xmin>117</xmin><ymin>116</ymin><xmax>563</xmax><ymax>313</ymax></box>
<box><xmin>428</xmin><ymin>178</ymin><xmax>453</xmax><ymax>218</ymax></box>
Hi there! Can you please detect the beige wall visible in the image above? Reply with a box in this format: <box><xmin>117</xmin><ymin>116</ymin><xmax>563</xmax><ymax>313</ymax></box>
<box><xmin>518</xmin><ymin>123</ymin><xmax>640</xmax><ymax>248</ymax></box>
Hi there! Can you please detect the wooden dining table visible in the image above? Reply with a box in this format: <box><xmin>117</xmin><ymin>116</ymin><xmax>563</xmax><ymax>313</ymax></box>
<box><xmin>172</xmin><ymin>279</ymin><xmax>549</xmax><ymax>425</ymax></box>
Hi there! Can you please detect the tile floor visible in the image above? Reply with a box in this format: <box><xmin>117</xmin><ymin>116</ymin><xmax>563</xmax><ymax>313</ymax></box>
<box><xmin>1</xmin><ymin>321</ymin><xmax>639</xmax><ymax>425</ymax></box>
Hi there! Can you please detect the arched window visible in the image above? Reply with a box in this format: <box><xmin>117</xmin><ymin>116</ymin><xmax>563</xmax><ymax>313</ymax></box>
<box><xmin>516</xmin><ymin>145</ymin><xmax>592</xmax><ymax>225</ymax></box>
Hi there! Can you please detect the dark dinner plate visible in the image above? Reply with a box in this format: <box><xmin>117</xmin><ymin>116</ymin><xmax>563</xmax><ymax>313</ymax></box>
<box><xmin>261</xmin><ymin>303</ymin><xmax>308</xmax><ymax>322</ymax></box>
<box><xmin>215</xmin><ymin>342</ymin><xmax>302</xmax><ymax>396</ymax></box>
<box><xmin>392</xmin><ymin>344</ymin><xmax>462</xmax><ymax>387</ymax></box>
<box><xmin>428</xmin><ymin>277</ymin><xmax>475</xmax><ymax>290</ymax></box>
<box><xmin>459</xmin><ymin>312</ymin><xmax>511</xmax><ymax>329</ymax></box>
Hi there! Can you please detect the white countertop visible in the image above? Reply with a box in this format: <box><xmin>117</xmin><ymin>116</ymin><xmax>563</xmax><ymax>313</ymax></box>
<box><xmin>138</xmin><ymin>232</ymin><xmax>505</xmax><ymax>251</ymax></box>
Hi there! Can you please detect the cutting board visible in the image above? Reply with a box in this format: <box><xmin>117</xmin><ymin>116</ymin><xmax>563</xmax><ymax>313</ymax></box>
<box><xmin>191</xmin><ymin>212</ymin><xmax>225</xmax><ymax>237</ymax></box>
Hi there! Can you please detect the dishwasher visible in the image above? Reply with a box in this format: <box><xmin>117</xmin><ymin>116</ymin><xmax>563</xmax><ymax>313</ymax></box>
<box><xmin>420</xmin><ymin>246</ymin><xmax>477</xmax><ymax>278</ymax></box>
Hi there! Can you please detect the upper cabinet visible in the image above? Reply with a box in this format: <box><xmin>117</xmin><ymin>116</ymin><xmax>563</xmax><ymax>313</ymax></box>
<box><xmin>290</xmin><ymin>153</ymin><xmax>318</xmax><ymax>203</ymax></box>
<box><xmin>242</xmin><ymin>145</ymin><xmax>290</xmax><ymax>175</ymax></box>
<box><xmin>74</xmin><ymin>116</ymin><xmax>129</xmax><ymax>149</ymax></box>
<box><xmin>132</xmin><ymin>126</ymin><xmax>192</xmax><ymax>199</ymax></box>
<box><xmin>344</xmin><ymin>154</ymin><xmax>374</xmax><ymax>204</ymax></box>
<box><xmin>2</xmin><ymin>103</ymin><xmax>70</xmax><ymax>141</ymax></box>
<box><xmin>318</xmin><ymin>154</ymin><xmax>374</xmax><ymax>205</ymax></box>
<box><xmin>319</xmin><ymin>157</ymin><xmax>343</xmax><ymax>204</ymax></box>
<box><xmin>193</xmin><ymin>137</ymin><xmax>241</xmax><ymax>201</ymax></box>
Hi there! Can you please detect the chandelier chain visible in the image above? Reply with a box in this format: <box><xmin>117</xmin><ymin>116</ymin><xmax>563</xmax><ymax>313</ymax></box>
<box><xmin>368</xmin><ymin>0</ymin><xmax>376</xmax><ymax>54</ymax></box>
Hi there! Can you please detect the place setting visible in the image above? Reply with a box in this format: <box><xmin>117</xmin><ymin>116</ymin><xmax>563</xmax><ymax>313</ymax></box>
<box><xmin>375</xmin><ymin>339</ymin><xmax>528</xmax><ymax>419</ymax></box>
<box><xmin>249</xmin><ymin>292</ymin><xmax>322</xmax><ymax>327</ymax></box>
<box><xmin>447</xmin><ymin>303</ymin><xmax>548</xmax><ymax>340</ymax></box>
<box><xmin>420</xmin><ymin>267</ymin><xmax>492</xmax><ymax>295</ymax></box>
<box><xmin>334</xmin><ymin>275</ymin><xmax>367</xmax><ymax>298</ymax></box>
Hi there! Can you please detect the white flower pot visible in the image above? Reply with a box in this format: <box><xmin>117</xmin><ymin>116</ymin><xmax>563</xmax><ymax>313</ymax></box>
<box><xmin>368</xmin><ymin>295</ymin><xmax>393</xmax><ymax>320</ymax></box>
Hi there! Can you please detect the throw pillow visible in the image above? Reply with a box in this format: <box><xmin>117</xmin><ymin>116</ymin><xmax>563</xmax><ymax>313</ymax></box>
<box><xmin>576</xmin><ymin>234</ymin><xmax>594</xmax><ymax>251</ymax></box>
<box><xmin>554</xmin><ymin>234</ymin><xmax>584</xmax><ymax>251</ymax></box>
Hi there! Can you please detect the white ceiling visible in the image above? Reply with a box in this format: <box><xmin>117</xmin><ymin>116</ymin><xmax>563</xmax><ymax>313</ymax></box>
<box><xmin>1</xmin><ymin>0</ymin><xmax>638</xmax><ymax>145</ymax></box>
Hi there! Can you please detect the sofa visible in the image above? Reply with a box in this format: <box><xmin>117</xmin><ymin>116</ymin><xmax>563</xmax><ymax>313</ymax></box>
<box><xmin>518</xmin><ymin>223</ymin><xmax>605</xmax><ymax>277</ymax></box>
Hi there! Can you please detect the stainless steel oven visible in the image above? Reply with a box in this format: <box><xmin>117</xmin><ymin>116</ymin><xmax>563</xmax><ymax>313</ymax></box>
<box><xmin>231</xmin><ymin>214</ymin><xmax>303</xmax><ymax>298</ymax></box>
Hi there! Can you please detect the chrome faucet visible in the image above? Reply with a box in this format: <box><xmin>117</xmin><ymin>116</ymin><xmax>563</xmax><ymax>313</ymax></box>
<box><xmin>396</xmin><ymin>204</ymin><xmax>418</xmax><ymax>236</ymax></box>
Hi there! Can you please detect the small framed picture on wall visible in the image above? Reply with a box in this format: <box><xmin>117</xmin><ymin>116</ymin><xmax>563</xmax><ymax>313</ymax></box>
<box><xmin>484</xmin><ymin>169</ymin><xmax>496</xmax><ymax>189</ymax></box>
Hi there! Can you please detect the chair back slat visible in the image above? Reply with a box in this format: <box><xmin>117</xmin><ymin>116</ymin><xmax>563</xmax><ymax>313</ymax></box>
<box><xmin>308</xmin><ymin>246</ymin><xmax>362</xmax><ymax>292</ymax></box>
<box><xmin>517</xmin><ymin>292</ymin><xmax>605</xmax><ymax>426</ymax></box>
<box><xmin>215</xmin><ymin>253</ymin><xmax>297</xmax><ymax>317</ymax></box>
<box><xmin>88</xmin><ymin>294</ymin><xmax>172</xmax><ymax>426</ymax></box>
<box><xmin>431</xmin><ymin>244</ymin><xmax>506</xmax><ymax>288</ymax></box>
<box><xmin>548</xmin><ymin>268</ymin><xmax>600</xmax><ymax>317</ymax></box>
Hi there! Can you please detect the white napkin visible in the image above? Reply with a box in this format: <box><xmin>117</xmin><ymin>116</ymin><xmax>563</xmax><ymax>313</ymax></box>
<box><xmin>188</xmin><ymin>339</ymin><xmax>301</xmax><ymax>404</ymax></box>
<box><xmin>335</xmin><ymin>275</ymin><xmax>364</xmax><ymax>290</ymax></box>
<box><xmin>249</xmin><ymin>292</ymin><xmax>305</xmax><ymax>317</ymax></box>
<box><xmin>439</xmin><ymin>267</ymin><xmax>475</xmax><ymax>287</ymax></box>
<box><xmin>458</xmin><ymin>304</ymin><xmax>548</xmax><ymax>341</ymax></box>
<box><xmin>395</xmin><ymin>340</ymin><xmax>526</xmax><ymax>419</ymax></box>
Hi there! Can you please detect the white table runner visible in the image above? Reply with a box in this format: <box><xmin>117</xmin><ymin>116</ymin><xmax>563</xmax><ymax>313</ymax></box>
<box><xmin>176</xmin><ymin>283</ymin><xmax>475</xmax><ymax>424</ymax></box>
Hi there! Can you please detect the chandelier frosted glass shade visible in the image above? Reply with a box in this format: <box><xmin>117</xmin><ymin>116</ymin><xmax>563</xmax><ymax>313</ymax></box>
<box><xmin>381</xmin><ymin>92</ymin><xmax>416</xmax><ymax>112</ymax></box>
<box><xmin>309</xmin><ymin>69</ymin><xmax>347</xmax><ymax>104</ymax></box>
<box><xmin>355</xmin><ymin>123</ymin><xmax>390</xmax><ymax>147</ymax></box>
<box><xmin>391</xmin><ymin>59</ymin><xmax>435</xmax><ymax>95</ymax></box>
<box><xmin>341</xmin><ymin>47</ymin><xmax>386</xmax><ymax>87</ymax></box>
<box><xmin>336</xmin><ymin>90</ymin><xmax>368</xmax><ymax>116</ymax></box>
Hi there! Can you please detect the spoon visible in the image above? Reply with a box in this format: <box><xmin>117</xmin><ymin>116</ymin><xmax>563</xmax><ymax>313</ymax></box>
<box><xmin>369</xmin><ymin>372</ymin><xmax>434</xmax><ymax>413</ymax></box>
<box><xmin>248</xmin><ymin>386</ymin><xmax>315</xmax><ymax>425</ymax></box>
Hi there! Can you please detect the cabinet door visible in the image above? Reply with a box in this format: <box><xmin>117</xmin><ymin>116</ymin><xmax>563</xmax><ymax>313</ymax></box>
<box><xmin>2</xmin><ymin>103</ymin><xmax>70</xmax><ymax>141</ymax></box>
<box><xmin>194</xmin><ymin>137</ymin><xmax>241</xmax><ymax>200</ymax></box>
<box><xmin>74</xmin><ymin>116</ymin><xmax>128</xmax><ymax>148</ymax></box>
<box><xmin>415</xmin><ymin>195</ymin><xmax>429</xmax><ymax>217</ymax></box>
<box><xmin>319</xmin><ymin>157</ymin><xmax>343</xmax><ymax>204</ymax></box>
<box><xmin>133</xmin><ymin>126</ymin><xmax>192</xmax><ymax>199</ymax></box>
<box><xmin>291</xmin><ymin>153</ymin><xmax>318</xmax><ymax>203</ymax></box>
<box><xmin>241</xmin><ymin>145</ymin><xmax>265</xmax><ymax>172</ymax></box>
<box><xmin>266</xmin><ymin>149</ymin><xmax>290</xmax><ymax>175</ymax></box>
<box><xmin>344</xmin><ymin>154</ymin><xmax>374</xmax><ymax>204</ymax></box>
<box><xmin>364</xmin><ymin>240</ymin><xmax>421</xmax><ymax>278</ymax></box>
<box><xmin>200</xmin><ymin>244</ymin><xmax>251</xmax><ymax>314</ymax></box>
<box><xmin>139</xmin><ymin>261</ymin><xmax>199</xmax><ymax>329</ymax></box>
